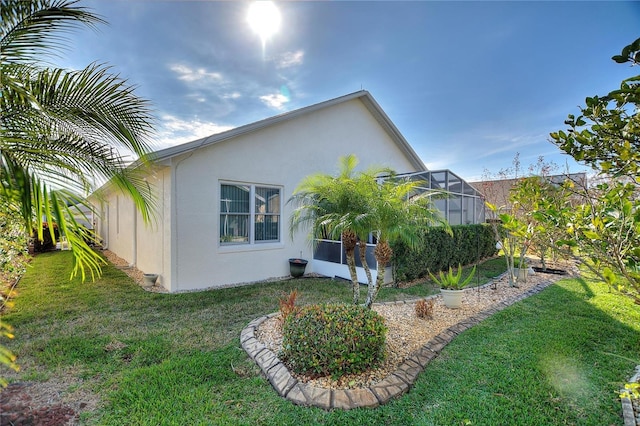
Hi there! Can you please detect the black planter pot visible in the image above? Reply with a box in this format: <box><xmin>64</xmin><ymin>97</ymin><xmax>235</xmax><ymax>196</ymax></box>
<box><xmin>289</xmin><ymin>258</ymin><xmax>308</xmax><ymax>278</ymax></box>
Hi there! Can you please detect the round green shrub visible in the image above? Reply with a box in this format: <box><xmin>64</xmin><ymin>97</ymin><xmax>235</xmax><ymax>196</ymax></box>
<box><xmin>280</xmin><ymin>304</ymin><xmax>387</xmax><ymax>379</ymax></box>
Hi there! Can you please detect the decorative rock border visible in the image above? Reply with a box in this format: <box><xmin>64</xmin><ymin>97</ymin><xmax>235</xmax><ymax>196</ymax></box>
<box><xmin>622</xmin><ymin>365</ymin><xmax>640</xmax><ymax>426</ymax></box>
<box><xmin>241</xmin><ymin>279</ymin><xmax>556</xmax><ymax>410</ymax></box>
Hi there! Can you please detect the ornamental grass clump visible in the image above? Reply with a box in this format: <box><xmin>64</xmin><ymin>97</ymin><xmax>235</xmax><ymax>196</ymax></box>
<box><xmin>280</xmin><ymin>304</ymin><xmax>387</xmax><ymax>379</ymax></box>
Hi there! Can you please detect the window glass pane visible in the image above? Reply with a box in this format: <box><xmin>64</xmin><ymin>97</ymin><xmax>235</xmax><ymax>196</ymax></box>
<box><xmin>221</xmin><ymin>184</ymin><xmax>249</xmax><ymax>213</ymax></box>
<box><xmin>220</xmin><ymin>214</ymin><xmax>249</xmax><ymax>243</ymax></box>
<box><xmin>255</xmin><ymin>215</ymin><xmax>279</xmax><ymax>241</ymax></box>
<box><xmin>255</xmin><ymin>186</ymin><xmax>280</xmax><ymax>242</ymax></box>
<box><xmin>255</xmin><ymin>187</ymin><xmax>280</xmax><ymax>214</ymax></box>
<box><xmin>221</xmin><ymin>184</ymin><xmax>280</xmax><ymax>244</ymax></box>
<box><xmin>221</xmin><ymin>184</ymin><xmax>250</xmax><ymax>244</ymax></box>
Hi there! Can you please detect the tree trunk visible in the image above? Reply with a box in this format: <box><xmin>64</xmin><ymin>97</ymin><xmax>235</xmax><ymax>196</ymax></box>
<box><xmin>345</xmin><ymin>250</ymin><xmax>359</xmax><ymax>304</ymax></box>
<box><xmin>365</xmin><ymin>240</ymin><xmax>392</xmax><ymax>308</ymax></box>
<box><xmin>342</xmin><ymin>230</ymin><xmax>359</xmax><ymax>304</ymax></box>
<box><xmin>359</xmin><ymin>240</ymin><xmax>373</xmax><ymax>286</ymax></box>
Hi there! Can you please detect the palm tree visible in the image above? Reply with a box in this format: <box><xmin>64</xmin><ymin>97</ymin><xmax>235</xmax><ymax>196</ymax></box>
<box><xmin>363</xmin><ymin>174</ymin><xmax>449</xmax><ymax>308</ymax></box>
<box><xmin>289</xmin><ymin>155</ymin><xmax>389</xmax><ymax>304</ymax></box>
<box><xmin>1</xmin><ymin>0</ymin><xmax>156</xmax><ymax>281</ymax></box>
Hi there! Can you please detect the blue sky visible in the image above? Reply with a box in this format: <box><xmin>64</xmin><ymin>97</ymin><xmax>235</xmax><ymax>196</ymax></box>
<box><xmin>63</xmin><ymin>1</ymin><xmax>640</xmax><ymax>180</ymax></box>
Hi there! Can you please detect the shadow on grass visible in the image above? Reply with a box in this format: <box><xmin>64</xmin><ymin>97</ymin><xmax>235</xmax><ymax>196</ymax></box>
<box><xmin>6</xmin><ymin>252</ymin><xmax>639</xmax><ymax>425</ymax></box>
<box><xmin>575</xmin><ymin>276</ymin><xmax>596</xmax><ymax>299</ymax></box>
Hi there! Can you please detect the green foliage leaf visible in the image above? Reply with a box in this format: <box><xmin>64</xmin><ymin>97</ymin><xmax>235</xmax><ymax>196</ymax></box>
<box><xmin>1</xmin><ymin>0</ymin><xmax>157</xmax><ymax>281</ymax></box>
<box><xmin>602</xmin><ymin>267</ymin><xmax>617</xmax><ymax>286</ymax></box>
<box><xmin>612</xmin><ymin>55</ymin><xmax>628</xmax><ymax>64</ymax></box>
<box><xmin>281</xmin><ymin>304</ymin><xmax>387</xmax><ymax>379</ymax></box>
<box><xmin>429</xmin><ymin>264</ymin><xmax>476</xmax><ymax>290</ymax></box>
<box><xmin>582</xmin><ymin>230</ymin><xmax>600</xmax><ymax>240</ymax></box>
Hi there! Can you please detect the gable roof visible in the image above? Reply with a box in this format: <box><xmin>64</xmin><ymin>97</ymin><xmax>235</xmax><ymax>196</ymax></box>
<box><xmin>150</xmin><ymin>90</ymin><xmax>426</xmax><ymax>171</ymax></box>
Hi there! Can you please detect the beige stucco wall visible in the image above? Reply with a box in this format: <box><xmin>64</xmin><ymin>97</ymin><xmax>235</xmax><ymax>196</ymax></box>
<box><xmin>166</xmin><ymin>98</ymin><xmax>418</xmax><ymax>291</ymax></box>
<box><xmin>104</xmin><ymin>192</ymin><xmax>135</xmax><ymax>264</ymax></box>
<box><xmin>91</xmin><ymin>166</ymin><xmax>170</xmax><ymax>288</ymax></box>
<box><xmin>96</xmin><ymin>97</ymin><xmax>422</xmax><ymax>292</ymax></box>
<box><xmin>133</xmin><ymin>167</ymin><xmax>171</xmax><ymax>289</ymax></box>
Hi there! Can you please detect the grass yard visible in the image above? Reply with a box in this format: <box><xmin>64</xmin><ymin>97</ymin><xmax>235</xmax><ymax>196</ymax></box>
<box><xmin>1</xmin><ymin>251</ymin><xmax>639</xmax><ymax>425</ymax></box>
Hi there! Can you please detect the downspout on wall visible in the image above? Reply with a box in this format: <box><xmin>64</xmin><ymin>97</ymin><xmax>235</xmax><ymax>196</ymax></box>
<box><xmin>101</xmin><ymin>203</ymin><xmax>109</xmax><ymax>250</ymax></box>
<box><xmin>170</xmin><ymin>157</ymin><xmax>179</xmax><ymax>292</ymax></box>
<box><xmin>169</xmin><ymin>141</ymin><xmax>207</xmax><ymax>292</ymax></box>
<box><xmin>130</xmin><ymin>202</ymin><xmax>137</xmax><ymax>268</ymax></box>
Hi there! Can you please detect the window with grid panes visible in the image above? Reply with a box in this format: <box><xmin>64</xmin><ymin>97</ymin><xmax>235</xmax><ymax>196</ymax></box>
<box><xmin>220</xmin><ymin>183</ymin><xmax>281</xmax><ymax>244</ymax></box>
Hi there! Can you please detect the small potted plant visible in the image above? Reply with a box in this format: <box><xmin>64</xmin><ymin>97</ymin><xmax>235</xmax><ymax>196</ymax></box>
<box><xmin>288</xmin><ymin>258</ymin><xmax>308</xmax><ymax>278</ymax></box>
<box><xmin>429</xmin><ymin>264</ymin><xmax>476</xmax><ymax>309</ymax></box>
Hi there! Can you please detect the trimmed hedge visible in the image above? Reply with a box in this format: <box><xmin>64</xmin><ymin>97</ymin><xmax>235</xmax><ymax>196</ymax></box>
<box><xmin>391</xmin><ymin>224</ymin><xmax>497</xmax><ymax>283</ymax></box>
<box><xmin>280</xmin><ymin>304</ymin><xmax>387</xmax><ymax>379</ymax></box>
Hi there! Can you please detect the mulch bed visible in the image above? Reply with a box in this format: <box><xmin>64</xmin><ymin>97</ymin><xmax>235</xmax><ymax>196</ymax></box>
<box><xmin>0</xmin><ymin>383</ymin><xmax>79</xmax><ymax>426</ymax></box>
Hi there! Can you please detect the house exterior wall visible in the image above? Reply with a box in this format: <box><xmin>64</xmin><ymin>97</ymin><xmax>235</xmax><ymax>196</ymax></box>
<box><xmin>164</xmin><ymin>98</ymin><xmax>419</xmax><ymax>292</ymax></box>
<box><xmin>93</xmin><ymin>96</ymin><xmax>423</xmax><ymax>292</ymax></box>
<box><xmin>102</xmin><ymin>192</ymin><xmax>135</xmax><ymax>264</ymax></box>
<box><xmin>134</xmin><ymin>167</ymin><xmax>171</xmax><ymax>289</ymax></box>
<box><xmin>91</xmin><ymin>167</ymin><xmax>171</xmax><ymax>288</ymax></box>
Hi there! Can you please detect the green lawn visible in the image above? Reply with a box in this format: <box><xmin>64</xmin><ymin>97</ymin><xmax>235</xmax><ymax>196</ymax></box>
<box><xmin>2</xmin><ymin>251</ymin><xmax>639</xmax><ymax>425</ymax></box>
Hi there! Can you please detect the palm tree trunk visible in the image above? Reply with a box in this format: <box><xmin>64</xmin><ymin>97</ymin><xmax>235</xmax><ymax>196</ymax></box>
<box><xmin>364</xmin><ymin>261</ymin><xmax>387</xmax><ymax>308</ymax></box>
<box><xmin>365</xmin><ymin>240</ymin><xmax>392</xmax><ymax>308</ymax></box>
<box><xmin>342</xmin><ymin>230</ymin><xmax>360</xmax><ymax>304</ymax></box>
<box><xmin>358</xmin><ymin>240</ymin><xmax>373</xmax><ymax>286</ymax></box>
<box><xmin>345</xmin><ymin>250</ymin><xmax>360</xmax><ymax>304</ymax></box>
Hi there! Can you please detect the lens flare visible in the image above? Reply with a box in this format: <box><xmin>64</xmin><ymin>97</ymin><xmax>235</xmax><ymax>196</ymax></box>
<box><xmin>247</xmin><ymin>1</ymin><xmax>281</xmax><ymax>56</ymax></box>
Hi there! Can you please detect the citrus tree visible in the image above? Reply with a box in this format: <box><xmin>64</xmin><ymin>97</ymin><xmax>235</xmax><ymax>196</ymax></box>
<box><xmin>482</xmin><ymin>156</ymin><xmax>564</xmax><ymax>286</ymax></box>
<box><xmin>550</xmin><ymin>37</ymin><xmax>640</xmax><ymax>303</ymax></box>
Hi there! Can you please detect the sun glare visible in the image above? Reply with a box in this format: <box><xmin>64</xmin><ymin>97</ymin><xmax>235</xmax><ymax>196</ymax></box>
<box><xmin>247</xmin><ymin>1</ymin><xmax>281</xmax><ymax>55</ymax></box>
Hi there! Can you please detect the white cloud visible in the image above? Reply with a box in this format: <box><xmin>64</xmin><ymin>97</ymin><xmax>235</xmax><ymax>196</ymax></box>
<box><xmin>169</xmin><ymin>63</ymin><xmax>223</xmax><ymax>82</ymax></box>
<box><xmin>155</xmin><ymin>115</ymin><xmax>234</xmax><ymax>149</ymax></box>
<box><xmin>276</xmin><ymin>50</ymin><xmax>304</xmax><ymax>68</ymax></box>
<box><xmin>259</xmin><ymin>93</ymin><xmax>289</xmax><ymax>110</ymax></box>
<box><xmin>222</xmin><ymin>92</ymin><xmax>241</xmax><ymax>100</ymax></box>
<box><xmin>186</xmin><ymin>93</ymin><xmax>207</xmax><ymax>103</ymax></box>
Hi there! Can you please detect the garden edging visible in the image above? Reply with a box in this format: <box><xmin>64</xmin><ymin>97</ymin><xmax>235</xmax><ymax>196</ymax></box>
<box><xmin>622</xmin><ymin>365</ymin><xmax>640</xmax><ymax>426</ymax></box>
<box><xmin>241</xmin><ymin>278</ymin><xmax>556</xmax><ymax>410</ymax></box>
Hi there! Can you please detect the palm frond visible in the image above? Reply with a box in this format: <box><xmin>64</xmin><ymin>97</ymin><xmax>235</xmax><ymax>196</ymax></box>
<box><xmin>3</xmin><ymin>63</ymin><xmax>155</xmax><ymax>156</ymax></box>
<box><xmin>1</xmin><ymin>0</ymin><xmax>104</xmax><ymax>64</ymax></box>
<box><xmin>1</xmin><ymin>0</ymin><xmax>157</xmax><ymax>281</ymax></box>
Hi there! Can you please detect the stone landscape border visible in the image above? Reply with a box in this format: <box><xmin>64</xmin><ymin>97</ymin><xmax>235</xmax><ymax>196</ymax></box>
<box><xmin>241</xmin><ymin>278</ymin><xmax>557</xmax><ymax>410</ymax></box>
<box><xmin>622</xmin><ymin>365</ymin><xmax>640</xmax><ymax>426</ymax></box>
